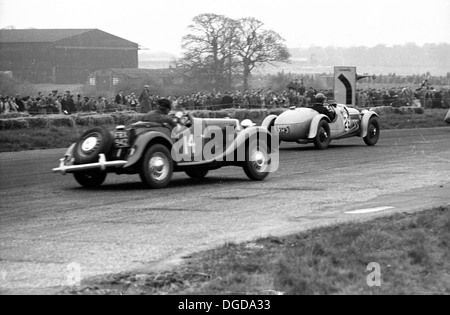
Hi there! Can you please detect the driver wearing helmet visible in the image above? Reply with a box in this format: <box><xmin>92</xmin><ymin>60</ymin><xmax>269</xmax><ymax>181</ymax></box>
<box><xmin>142</xmin><ymin>98</ymin><xmax>177</xmax><ymax>126</ymax></box>
<box><xmin>310</xmin><ymin>93</ymin><xmax>335</xmax><ymax>121</ymax></box>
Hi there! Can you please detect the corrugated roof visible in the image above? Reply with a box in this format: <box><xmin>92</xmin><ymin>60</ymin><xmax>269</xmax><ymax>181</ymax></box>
<box><xmin>0</xmin><ymin>29</ymin><xmax>96</xmax><ymax>43</ymax></box>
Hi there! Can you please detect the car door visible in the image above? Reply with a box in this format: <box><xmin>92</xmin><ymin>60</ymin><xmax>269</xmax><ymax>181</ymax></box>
<box><xmin>172</xmin><ymin>118</ymin><xmax>207</xmax><ymax>163</ymax></box>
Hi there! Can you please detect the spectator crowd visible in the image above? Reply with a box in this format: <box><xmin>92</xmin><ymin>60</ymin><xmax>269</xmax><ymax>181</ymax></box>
<box><xmin>1</xmin><ymin>82</ymin><xmax>449</xmax><ymax>116</ymax></box>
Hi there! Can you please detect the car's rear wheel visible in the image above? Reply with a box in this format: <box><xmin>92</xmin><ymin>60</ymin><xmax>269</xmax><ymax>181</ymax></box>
<box><xmin>140</xmin><ymin>144</ymin><xmax>173</xmax><ymax>189</ymax></box>
<box><xmin>314</xmin><ymin>120</ymin><xmax>331</xmax><ymax>150</ymax></box>
<box><xmin>364</xmin><ymin>117</ymin><xmax>380</xmax><ymax>146</ymax></box>
<box><xmin>185</xmin><ymin>169</ymin><xmax>209</xmax><ymax>179</ymax></box>
<box><xmin>73</xmin><ymin>171</ymin><xmax>107</xmax><ymax>188</ymax></box>
<box><xmin>243</xmin><ymin>138</ymin><xmax>270</xmax><ymax>181</ymax></box>
<box><xmin>73</xmin><ymin>127</ymin><xmax>113</xmax><ymax>164</ymax></box>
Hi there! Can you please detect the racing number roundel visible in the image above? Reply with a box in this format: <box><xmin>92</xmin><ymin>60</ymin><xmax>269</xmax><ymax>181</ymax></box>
<box><xmin>334</xmin><ymin>66</ymin><xmax>357</xmax><ymax>106</ymax></box>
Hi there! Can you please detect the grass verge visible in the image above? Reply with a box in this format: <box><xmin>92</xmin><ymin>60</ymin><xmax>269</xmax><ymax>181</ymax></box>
<box><xmin>0</xmin><ymin>126</ymin><xmax>100</xmax><ymax>152</ymax></box>
<box><xmin>379</xmin><ymin>109</ymin><xmax>449</xmax><ymax>129</ymax></box>
<box><xmin>65</xmin><ymin>206</ymin><xmax>450</xmax><ymax>295</ymax></box>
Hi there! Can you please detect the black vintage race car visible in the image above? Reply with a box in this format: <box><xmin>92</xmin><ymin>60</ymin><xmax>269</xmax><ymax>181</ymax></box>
<box><xmin>53</xmin><ymin>111</ymin><xmax>277</xmax><ymax>189</ymax></box>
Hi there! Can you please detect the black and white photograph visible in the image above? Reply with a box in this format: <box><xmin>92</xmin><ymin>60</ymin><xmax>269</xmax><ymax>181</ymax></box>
<box><xmin>0</xmin><ymin>0</ymin><xmax>449</xmax><ymax>297</ymax></box>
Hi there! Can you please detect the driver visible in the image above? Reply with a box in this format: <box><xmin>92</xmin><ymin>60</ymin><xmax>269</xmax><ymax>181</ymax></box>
<box><xmin>142</xmin><ymin>98</ymin><xmax>178</xmax><ymax>127</ymax></box>
<box><xmin>310</xmin><ymin>93</ymin><xmax>335</xmax><ymax>121</ymax></box>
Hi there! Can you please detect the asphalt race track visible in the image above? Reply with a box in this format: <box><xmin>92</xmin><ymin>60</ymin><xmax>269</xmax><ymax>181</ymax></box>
<box><xmin>1</xmin><ymin>127</ymin><xmax>449</xmax><ymax>293</ymax></box>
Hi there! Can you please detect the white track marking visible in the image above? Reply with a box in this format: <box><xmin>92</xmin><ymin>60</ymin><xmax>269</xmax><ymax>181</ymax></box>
<box><xmin>345</xmin><ymin>206</ymin><xmax>395</xmax><ymax>214</ymax></box>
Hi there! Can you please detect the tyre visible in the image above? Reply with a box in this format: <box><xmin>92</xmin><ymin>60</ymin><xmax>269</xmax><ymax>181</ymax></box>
<box><xmin>185</xmin><ymin>169</ymin><xmax>209</xmax><ymax>179</ymax></box>
<box><xmin>140</xmin><ymin>144</ymin><xmax>174</xmax><ymax>189</ymax></box>
<box><xmin>364</xmin><ymin>117</ymin><xmax>380</xmax><ymax>146</ymax></box>
<box><xmin>73</xmin><ymin>171</ymin><xmax>107</xmax><ymax>188</ymax></box>
<box><xmin>313</xmin><ymin>120</ymin><xmax>331</xmax><ymax>150</ymax></box>
<box><xmin>243</xmin><ymin>138</ymin><xmax>270</xmax><ymax>181</ymax></box>
<box><xmin>73</xmin><ymin>127</ymin><xmax>113</xmax><ymax>164</ymax></box>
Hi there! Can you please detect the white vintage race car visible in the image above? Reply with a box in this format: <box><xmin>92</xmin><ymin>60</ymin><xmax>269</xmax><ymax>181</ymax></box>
<box><xmin>262</xmin><ymin>103</ymin><xmax>380</xmax><ymax>149</ymax></box>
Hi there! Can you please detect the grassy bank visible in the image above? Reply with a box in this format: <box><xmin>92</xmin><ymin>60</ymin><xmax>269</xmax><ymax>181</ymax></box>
<box><xmin>0</xmin><ymin>109</ymin><xmax>448</xmax><ymax>153</ymax></box>
<box><xmin>66</xmin><ymin>206</ymin><xmax>450</xmax><ymax>295</ymax></box>
<box><xmin>0</xmin><ymin>126</ymin><xmax>96</xmax><ymax>152</ymax></box>
<box><xmin>380</xmin><ymin>108</ymin><xmax>449</xmax><ymax>129</ymax></box>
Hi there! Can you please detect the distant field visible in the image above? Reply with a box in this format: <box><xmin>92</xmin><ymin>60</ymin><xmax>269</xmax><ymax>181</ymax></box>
<box><xmin>253</xmin><ymin>61</ymin><xmax>450</xmax><ymax>77</ymax></box>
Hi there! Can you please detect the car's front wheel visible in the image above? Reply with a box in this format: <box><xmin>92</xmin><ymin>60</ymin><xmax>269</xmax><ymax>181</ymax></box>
<box><xmin>185</xmin><ymin>169</ymin><xmax>209</xmax><ymax>179</ymax></box>
<box><xmin>243</xmin><ymin>139</ymin><xmax>270</xmax><ymax>181</ymax></box>
<box><xmin>73</xmin><ymin>171</ymin><xmax>107</xmax><ymax>188</ymax></box>
<box><xmin>364</xmin><ymin>117</ymin><xmax>380</xmax><ymax>146</ymax></box>
<box><xmin>313</xmin><ymin>120</ymin><xmax>331</xmax><ymax>150</ymax></box>
<box><xmin>140</xmin><ymin>144</ymin><xmax>174</xmax><ymax>189</ymax></box>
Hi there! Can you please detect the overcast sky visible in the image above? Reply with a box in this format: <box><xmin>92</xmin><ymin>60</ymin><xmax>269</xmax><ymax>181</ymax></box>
<box><xmin>1</xmin><ymin>0</ymin><xmax>449</xmax><ymax>55</ymax></box>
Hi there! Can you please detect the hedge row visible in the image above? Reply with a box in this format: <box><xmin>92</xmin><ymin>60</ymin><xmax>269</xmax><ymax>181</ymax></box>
<box><xmin>190</xmin><ymin>108</ymin><xmax>286</xmax><ymax>121</ymax></box>
<box><xmin>0</xmin><ymin>115</ymin><xmax>76</xmax><ymax>130</ymax></box>
<box><xmin>369</xmin><ymin>106</ymin><xmax>425</xmax><ymax>115</ymax></box>
<box><xmin>0</xmin><ymin>112</ymin><xmax>31</xmax><ymax>119</ymax></box>
<box><xmin>0</xmin><ymin>106</ymin><xmax>423</xmax><ymax>130</ymax></box>
<box><xmin>0</xmin><ymin>109</ymin><xmax>288</xmax><ymax>130</ymax></box>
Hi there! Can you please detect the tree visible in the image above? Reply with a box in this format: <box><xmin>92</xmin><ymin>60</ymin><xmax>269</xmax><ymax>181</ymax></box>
<box><xmin>180</xmin><ymin>13</ymin><xmax>239</xmax><ymax>91</ymax></box>
<box><xmin>234</xmin><ymin>18</ymin><xmax>290</xmax><ymax>90</ymax></box>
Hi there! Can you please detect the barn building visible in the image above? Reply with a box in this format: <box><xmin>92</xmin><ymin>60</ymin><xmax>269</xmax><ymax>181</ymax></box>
<box><xmin>0</xmin><ymin>29</ymin><xmax>139</xmax><ymax>84</ymax></box>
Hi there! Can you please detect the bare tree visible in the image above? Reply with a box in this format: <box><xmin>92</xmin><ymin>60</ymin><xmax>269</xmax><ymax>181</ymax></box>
<box><xmin>234</xmin><ymin>18</ymin><xmax>290</xmax><ymax>90</ymax></box>
<box><xmin>180</xmin><ymin>13</ymin><xmax>239</xmax><ymax>90</ymax></box>
<box><xmin>178</xmin><ymin>14</ymin><xmax>290</xmax><ymax>91</ymax></box>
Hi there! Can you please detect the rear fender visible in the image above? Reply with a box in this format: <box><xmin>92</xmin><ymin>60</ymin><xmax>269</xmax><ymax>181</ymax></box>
<box><xmin>125</xmin><ymin>131</ymin><xmax>173</xmax><ymax>167</ymax></box>
<box><xmin>220</xmin><ymin>126</ymin><xmax>272</xmax><ymax>161</ymax></box>
<box><xmin>308</xmin><ymin>115</ymin><xmax>331</xmax><ymax>139</ymax></box>
<box><xmin>261</xmin><ymin>115</ymin><xmax>278</xmax><ymax>131</ymax></box>
<box><xmin>360</xmin><ymin>111</ymin><xmax>379</xmax><ymax>138</ymax></box>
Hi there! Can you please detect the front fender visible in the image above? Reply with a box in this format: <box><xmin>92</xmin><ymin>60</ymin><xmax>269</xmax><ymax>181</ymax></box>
<box><xmin>308</xmin><ymin>115</ymin><xmax>331</xmax><ymax>139</ymax></box>
<box><xmin>65</xmin><ymin>143</ymin><xmax>76</xmax><ymax>159</ymax></box>
<box><xmin>360</xmin><ymin>111</ymin><xmax>379</xmax><ymax>138</ymax></box>
<box><xmin>261</xmin><ymin>115</ymin><xmax>278</xmax><ymax>131</ymax></box>
<box><xmin>125</xmin><ymin>131</ymin><xmax>173</xmax><ymax>167</ymax></box>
